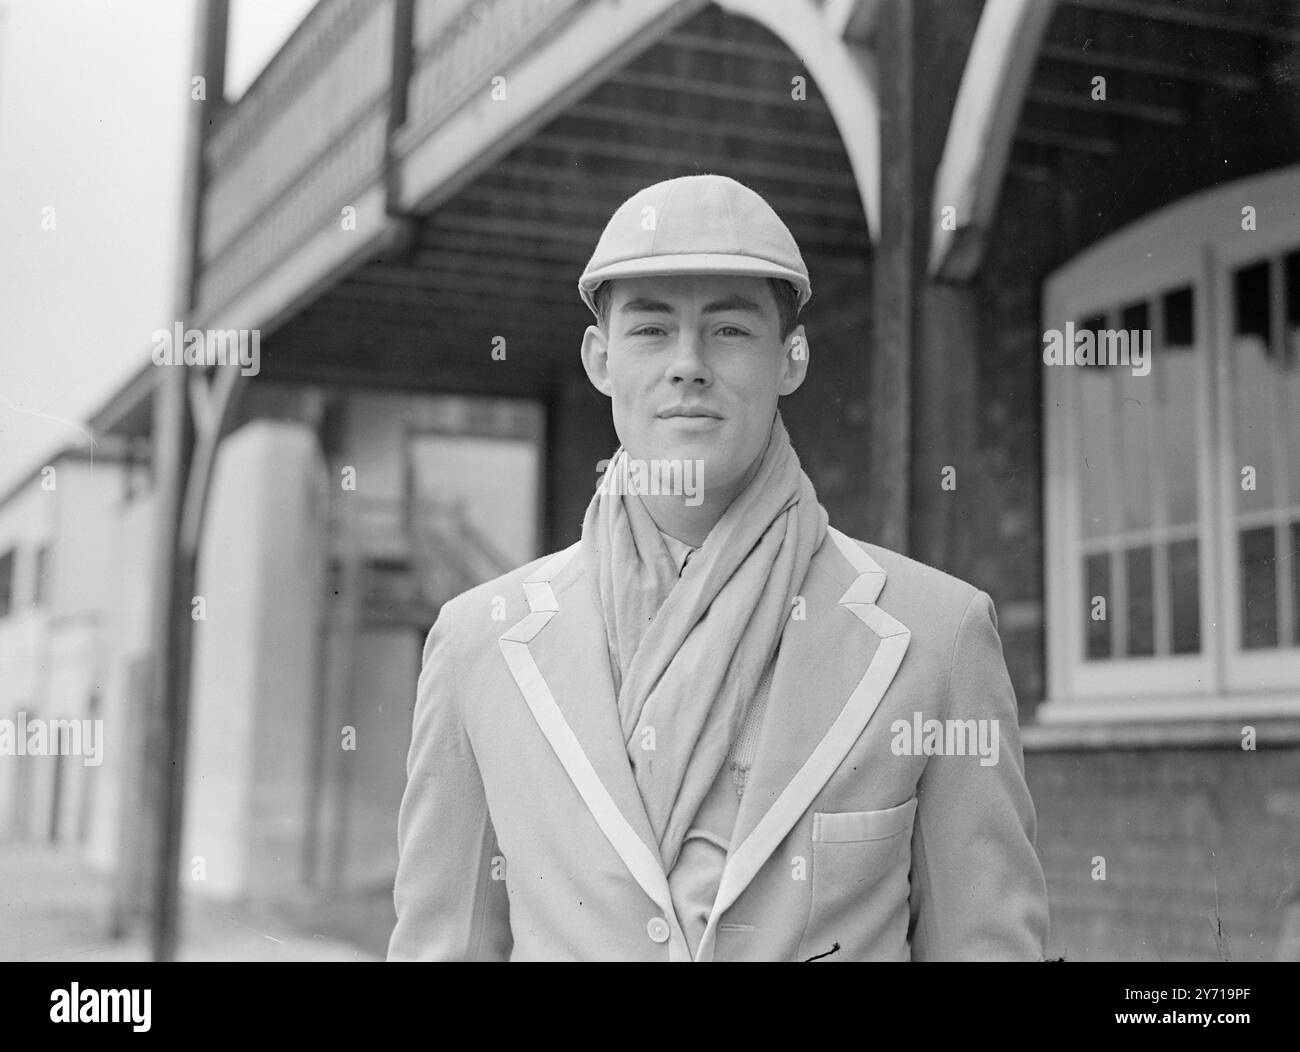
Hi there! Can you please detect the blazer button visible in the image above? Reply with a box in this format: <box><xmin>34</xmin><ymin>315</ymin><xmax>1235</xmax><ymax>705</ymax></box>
<box><xmin>646</xmin><ymin>917</ymin><xmax>670</xmax><ymax>944</ymax></box>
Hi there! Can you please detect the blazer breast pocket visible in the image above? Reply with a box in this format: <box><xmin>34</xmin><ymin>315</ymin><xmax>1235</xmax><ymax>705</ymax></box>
<box><xmin>812</xmin><ymin>797</ymin><xmax>918</xmax><ymax>843</ymax></box>
<box><xmin>801</xmin><ymin>798</ymin><xmax>918</xmax><ymax>959</ymax></box>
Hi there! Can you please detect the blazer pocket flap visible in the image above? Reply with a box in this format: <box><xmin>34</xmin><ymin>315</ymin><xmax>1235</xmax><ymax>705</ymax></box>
<box><xmin>813</xmin><ymin>797</ymin><xmax>918</xmax><ymax>843</ymax></box>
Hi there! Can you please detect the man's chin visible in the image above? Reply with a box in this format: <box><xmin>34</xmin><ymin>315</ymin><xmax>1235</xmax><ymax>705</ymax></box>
<box><xmin>635</xmin><ymin>432</ymin><xmax>724</xmax><ymax>464</ymax></box>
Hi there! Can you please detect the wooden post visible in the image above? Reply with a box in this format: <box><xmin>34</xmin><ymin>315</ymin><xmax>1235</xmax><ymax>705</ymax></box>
<box><xmin>869</xmin><ymin>0</ymin><xmax>984</xmax><ymax>568</ymax></box>
<box><xmin>912</xmin><ymin>282</ymin><xmax>979</xmax><ymax>571</ymax></box>
<box><xmin>908</xmin><ymin>0</ymin><xmax>984</xmax><ymax>573</ymax></box>
<box><xmin>867</xmin><ymin>0</ymin><xmax>915</xmax><ymax>553</ymax></box>
<box><xmin>145</xmin><ymin>0</ymin><xmax>228</xmax><ymax>963</ymax></box>
<box><xmin>385</xmin><ymin>0</ymin><xmax>415</xmax><ymax>211</ymax></box>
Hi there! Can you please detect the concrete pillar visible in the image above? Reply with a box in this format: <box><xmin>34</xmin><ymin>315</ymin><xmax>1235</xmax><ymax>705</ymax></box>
<box><xmin>182</xmin><ymin>420</ymin><xmax>327</xmax><ymax>899</ymax></box>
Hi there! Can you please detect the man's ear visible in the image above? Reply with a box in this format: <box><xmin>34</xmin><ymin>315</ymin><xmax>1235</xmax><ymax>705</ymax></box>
<box><xmin>778</xmin><ymin>323</ymin><xmax>809</xmax><ymax>396</ymax></box>
<box><xmin>580</xmin><ymin>324</ymin><xmax>614</xmax><ymax>398</ymax></box>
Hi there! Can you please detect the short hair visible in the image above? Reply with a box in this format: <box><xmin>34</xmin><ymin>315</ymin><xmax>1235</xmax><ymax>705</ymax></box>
<box><xmin>592</xmin><ymin>277</ymin><xmax>802</xmax><ymax>340</ymax></box>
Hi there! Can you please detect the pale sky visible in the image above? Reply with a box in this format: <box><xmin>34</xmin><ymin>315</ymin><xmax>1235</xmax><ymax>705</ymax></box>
<box><xmin>0</xmin><ymin>0</ymin><xmax>315</xmax><ymax>494</ymax></box>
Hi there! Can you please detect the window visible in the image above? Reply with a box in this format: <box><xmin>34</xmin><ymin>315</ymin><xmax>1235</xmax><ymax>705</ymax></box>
<box><xmin>1043</xmin><ymin>166</ymin><xmax>1300</xmax><ymax>719</ymax></box>
<box><xmin>1074</xmin><ymin>293</ymin><xmax>1199</xmax><ymax>665</ymax></box>
<box><xmin>1230</xmin><ymin>251</ymin><xmax>1300</xmax><ymax>650</ymax></box>
<box><xmin>0</xmin><ymin>549</ymin><xmax>14</xmax><ymax>618</ymax></box>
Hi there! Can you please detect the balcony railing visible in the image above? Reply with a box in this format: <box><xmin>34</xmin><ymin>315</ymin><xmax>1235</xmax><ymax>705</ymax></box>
<box><xmin>193</xmin><ymin>0</ymin><xmax>587</xmax><ymax>323</ymax></box>
<box><xmin>197</xmin><ymin>0</ymin><xmax>394</xmax><ymax>317</ymax></box>
<box><xmin>399</xmin><ymin>0</ymin><xmax>581</xmax><ymax>150</ymax></box>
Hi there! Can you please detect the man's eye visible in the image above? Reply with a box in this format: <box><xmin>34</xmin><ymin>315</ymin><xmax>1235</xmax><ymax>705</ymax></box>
<box><xmin>630</xmin><ymin>325</ymin><xmax>667</xmax><ymax>337</ymax></box>
<box><xmin>716</xmin><ymin>325</ymin><xmax>748</xmax><ymax>337</ymax></box>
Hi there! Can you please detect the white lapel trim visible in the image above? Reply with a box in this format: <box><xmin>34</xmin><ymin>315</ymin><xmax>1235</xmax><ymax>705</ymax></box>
<box><xmin>693</xmin><ymin>526</ymin><xmax>911</xmax><ymax>962</ymax></box>
<box><xmin>498</xmin><ymin>543</ymin><xmax>691</xmax><ymax>962</ymax></box>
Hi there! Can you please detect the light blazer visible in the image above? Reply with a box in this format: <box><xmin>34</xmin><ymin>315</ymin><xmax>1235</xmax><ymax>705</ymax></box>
<box><xmin>388</xmin><ymin>526</ymin><xmax>1050</xmax><ymax>961</ymax></box>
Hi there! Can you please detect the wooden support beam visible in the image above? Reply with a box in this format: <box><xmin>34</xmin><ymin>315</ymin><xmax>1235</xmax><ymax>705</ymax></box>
<box><xmin>927</xmin><ymin>0</ymin><xmax>1057</xmax><ymax>282</ymax></box>
<box><xmin>823</xmin><ymin>0</ymin><xmax>881</xmax><ymax>43</ymax></box>
<box><xmin>713</xmin><ymin>0</ymin><xmax>883</xmax><ymax>240</ymax></box>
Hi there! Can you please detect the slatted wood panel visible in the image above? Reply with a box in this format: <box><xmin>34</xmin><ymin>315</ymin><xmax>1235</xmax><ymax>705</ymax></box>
<box><xmin>1006</xmin><ymin>0</ymin><xmax>1300</xmax><ymax>184</ymax></box>
<box><xmin>262</xmin><ymin>5</ymin><xmax>871</xmax><ymax>392</ymax></box>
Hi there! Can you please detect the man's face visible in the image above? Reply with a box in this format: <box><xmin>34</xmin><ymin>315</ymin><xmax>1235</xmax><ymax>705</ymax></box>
<box><xmin>580</xmin><ymin>274</ymin><xmax>807</xmax><ymax>493</ymax></box>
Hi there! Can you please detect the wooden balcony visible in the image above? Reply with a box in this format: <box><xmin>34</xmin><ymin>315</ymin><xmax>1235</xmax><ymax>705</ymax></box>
<box><xmin>197</xmin><ymin>0</ymin><xmax>395</xmax><ymax>325</ymax></box>
<box><xmin>190</xmin><ymin>0</ymin><xmax>691</xmax><ymax>335</ymax></box>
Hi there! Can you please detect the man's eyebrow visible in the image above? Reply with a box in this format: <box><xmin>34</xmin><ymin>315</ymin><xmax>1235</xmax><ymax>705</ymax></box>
<box><xmin>702</xmin><ymin>295</ymin><xmax>765</xmax><ymax>315</ymax></box>
<box><xmin>618</xmin><ymin>298</ymin><xmax>675</xmax><ymax>315</ymax></box>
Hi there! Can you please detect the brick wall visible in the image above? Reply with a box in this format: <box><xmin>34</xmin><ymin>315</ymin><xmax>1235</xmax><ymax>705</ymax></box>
<box><xmin>1027</xmin><ymin>745</ymin><xmax>1300</xmax><ymax>962</ymax></box>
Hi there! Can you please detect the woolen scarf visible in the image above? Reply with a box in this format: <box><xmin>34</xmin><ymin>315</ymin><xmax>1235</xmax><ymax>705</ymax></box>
<box><xmin>580</xmin><ymin>413</ymin><xmax>828</xmax><ymax>871</ymax></box>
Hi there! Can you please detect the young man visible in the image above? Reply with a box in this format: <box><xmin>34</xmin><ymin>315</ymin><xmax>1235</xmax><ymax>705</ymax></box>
<box><xmin>388</xmin><ymin>174</ymin><xmax>1049</xmax><ymax>961</ymax></box>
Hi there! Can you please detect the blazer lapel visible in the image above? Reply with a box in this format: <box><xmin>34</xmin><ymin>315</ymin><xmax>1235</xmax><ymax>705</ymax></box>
<box><xmin>496</xmin><ymin>529</ymin><xmax>911</xmax><ymax>963</ymax></box>
<box><xmin>694</xmin><ymin>527</ymin><xmax>912</xmax><ymax>961</ymax></box>
<box><xmin>497</xmin><ymin>543</ymin><xmax>691</xmax><ymax>961</ymax></box>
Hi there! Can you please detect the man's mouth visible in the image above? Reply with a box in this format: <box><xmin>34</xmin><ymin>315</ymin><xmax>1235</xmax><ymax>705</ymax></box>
<box><xmin>658</xmin><ymin>406</ymin><xmax>723</xmax><ymax>420</ymax></box>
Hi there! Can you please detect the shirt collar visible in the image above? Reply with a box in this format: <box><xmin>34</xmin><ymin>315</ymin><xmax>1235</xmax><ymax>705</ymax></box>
<box><xmin>658</xmin><ymin>529</ymin><xmax>697</xmax><ymax>577</ymax></box>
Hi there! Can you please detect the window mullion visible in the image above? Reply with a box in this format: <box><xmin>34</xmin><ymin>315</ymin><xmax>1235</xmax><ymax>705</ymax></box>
<box><xmin>1106</xmin><ymin>311</ymin><xmax>1129</xmax><ymax>659</ymax></box>
<box><xmin>1148</xmin><ymin>294</ymin><xmax>1172</xmax><ymax>657</ymax></box>
<box><xmin>1270</xmin><ymin>254</ymin><xmax>1295</xmax><ymax>648</ymax></box>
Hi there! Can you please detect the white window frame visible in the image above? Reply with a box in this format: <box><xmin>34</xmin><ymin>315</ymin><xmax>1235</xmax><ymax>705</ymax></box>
<box><xmin>1040</xmin><ymin>164</ymin><xmax>1300</xmax><ymax>723</ymax></box>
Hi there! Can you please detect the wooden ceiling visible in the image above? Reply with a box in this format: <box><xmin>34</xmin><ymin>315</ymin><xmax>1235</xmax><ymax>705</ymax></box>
<box><xmin>263</xmin><ymin>4</ymin><xmax>871</xmax><ymax>396</ymax></box>
<box><xmin>1007</xmin><ymin>0</ymin><xmax>1300</xmax><ymax>184</ymax></box>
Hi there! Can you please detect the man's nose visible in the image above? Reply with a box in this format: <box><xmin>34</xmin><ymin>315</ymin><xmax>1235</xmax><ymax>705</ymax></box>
<box><xmin>665</xmin><ymin>331</ymin><xmax>711</xmax><ymax>385</ymax></box>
